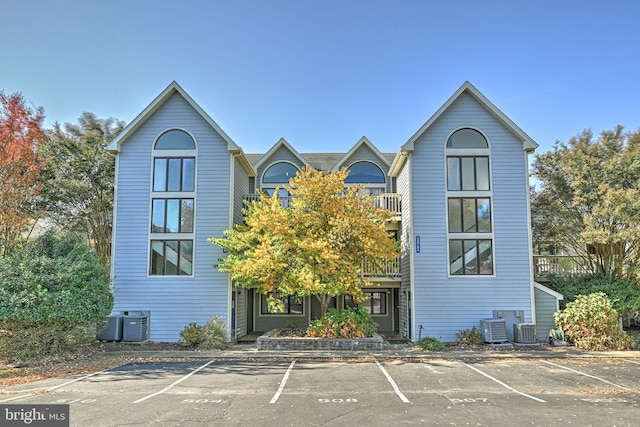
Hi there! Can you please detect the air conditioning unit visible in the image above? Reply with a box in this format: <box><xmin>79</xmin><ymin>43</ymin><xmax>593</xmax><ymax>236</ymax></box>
<box><xmin>122</xmin><ymin>311</ymin><xmax>150</xmax><ymax>342</ymax></box>
<box><xmin>513</xmin><ymin>323</ymin><xmax>536</xmax><ymax>344</ymax></box>
<box><xmin>96</xmin><ymin>315</ymin><xmax>123</xmax><ymax>341</ymax></box>
<box><xmin>479</xmin><ymin>319</ymin><xmax>508</xmax><ymax>343</ymax></box>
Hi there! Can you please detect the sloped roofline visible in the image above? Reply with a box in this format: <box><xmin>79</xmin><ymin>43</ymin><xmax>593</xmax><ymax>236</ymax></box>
<box><xmin>331</xmin><ymin>136</ymin><xmax>391</xmax><ymax>172</ymax></box>
<box><xmin>253</xmin><ymin>137</ymin><xmax>309</xmax><ymax>171</ymax></box>
<box><xmin>107</xmin><ymin>81</ymin><xmax>255</xmax><ymax>176</ymax></box>
<box><xmin>390</xmin><ymin>81</ymin><xmax>539</xmax><ymax>176</ymax></box>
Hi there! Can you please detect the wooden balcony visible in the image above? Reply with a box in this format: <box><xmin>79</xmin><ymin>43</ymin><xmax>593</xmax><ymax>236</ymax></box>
<box><xmin>242</xmin><ymin>192</ymin><xmax>402</xmax><ymax>217</ymax></box>
<box><xmin>361</xmin><ymin>256</ymin><xmax>402</xmax><ymax>280</ymax></box>
<box><xmin>533</xmin><ymin>255</ymin><xmax>594</xmax><ymax>281</ymax></box>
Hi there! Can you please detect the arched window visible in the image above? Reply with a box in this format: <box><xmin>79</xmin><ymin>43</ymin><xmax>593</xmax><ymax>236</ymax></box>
<box><xmin>263</xmin><ymin>162</ymin><xmax>299</xmax><ymax>183</ymax></box>
<box><xmin>345</xmin><ymin>161</ymin><xmax>385</xmax><ymax>183</ymax></box>
<box><xmin>154</xmin><ymin>129</ymin><xmax>196</xmax><ymax>150</ymax></box>
<box><xmin>344</xmin><ymin>161</ymin><xmax>386</xmax><ymax>196</ymax></box>
<box><xmin>260</xmin><ymin>162</ymin><xmax>300</xmax><ymax>205</ymax></box>
<box><xmin>446</xmin><ymin>128</ymin><xmax>493</xmax><ymax>276</ymax></box>
<box><xmin>446</xmin><ymin>128</ymin><xmax>488</xmax><ymax>149</ymax></box>
<box><xmin>150</xmin><ymin>129</ymin><xmax>196</xmax><ymax>276</ymax></box>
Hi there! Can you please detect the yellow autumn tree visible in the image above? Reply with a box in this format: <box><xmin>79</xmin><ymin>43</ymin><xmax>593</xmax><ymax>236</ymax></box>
<box><xmin>210</xmin><ymin>166</ymin><xmax>400</xmax><ymax>316</ymax></box>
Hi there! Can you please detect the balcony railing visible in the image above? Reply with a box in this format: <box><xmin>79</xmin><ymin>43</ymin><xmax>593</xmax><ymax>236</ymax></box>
<box><xmin>242</xmin><ymin>193</ymin><xmax>401</xmax><ymax>216</ymax></box>
<box><xmin>361</xmin><ymin>256</ymin><xmax>402</xmax><ymax>279</ymax></box>
<box><xmin>533</xmin><ymin>255</ymin><xmax>594</xmax><ymax>280</ymax></box>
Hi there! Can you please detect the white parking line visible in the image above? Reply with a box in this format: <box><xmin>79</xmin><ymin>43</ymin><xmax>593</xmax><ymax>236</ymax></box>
<box><xmin>269</xmin><ymin>360</ymin><xmax>296</xmax><ymax>404</ymax></box>
<box><xmin>0</xmin><ymin>367</ymin><xmax>113</xmax><ymax>402</ymax></box>
<box><xmin>541</xmin><ymin>360</ymin><xmax>631</xmax><ymax>391</ymax></box>
<box><xmin>376</xmin><ymin>361</ymin><xmax>410</xmax><ymax>403</ymax></box>
<box><xmin>461</xmin><ymin>362</ymin><xmax>546</xmax><ymax>403</ymax></box>
<box><xmin>624</xmin><ymin>360</ymin><xmax>640</xmax><ymax>365</ymax></box>
<box><xmin>0</xmin><ymin>394</ymin><xmax>34</xmax><ymax>403</ymax></box>
<box><xmin>133</xmin><ymin>361</ymin><xmax>214</xmax><ymax>404</ymax></box>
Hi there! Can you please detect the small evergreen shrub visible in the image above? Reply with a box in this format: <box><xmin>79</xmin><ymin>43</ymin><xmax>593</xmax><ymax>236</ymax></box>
<box><xmin>416</xmin><ymin>337</ymin><xmax>446</xmax><ymax>352</ymax></box>
<box><xmin>179</xmin><ymin>323</ymin><xmax>204</xmax><ymax>347</ymax></box>
<box><xmin>554</xmin><ymin>292</ymin><xmax>634</xmax><ymax>351</ymax></box>
<box><xmin>456</xmin><ymin>326</ymin><xmax>483</xmax><ymax>345</ymax></box>
<box><xmin>179</xmin><ymin>317</ymin><xmax>229</xmax><ymax>350</ymax></box>
<box><xmin>307</xmin><ymin>307</ymin><xmax>378</xmax><ymax>338</ymax></box>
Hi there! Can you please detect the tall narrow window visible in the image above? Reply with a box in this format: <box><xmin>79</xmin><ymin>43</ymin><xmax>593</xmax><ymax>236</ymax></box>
<box><xmin>150</xmin><ymin>129</ymin><xmax>196</xmax><ymax>276</ymax></box>
<box><xmin>446</xmin><ymin>128</ymin><xmax>493</xmax><ymax>276</ymax></box>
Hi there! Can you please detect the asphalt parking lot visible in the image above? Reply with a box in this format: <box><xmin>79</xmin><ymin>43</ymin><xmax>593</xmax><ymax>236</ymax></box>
<box><xmin>2</xmin><ymin>358</ymin><xmax>639</xmax><ymax>426</ymax></box>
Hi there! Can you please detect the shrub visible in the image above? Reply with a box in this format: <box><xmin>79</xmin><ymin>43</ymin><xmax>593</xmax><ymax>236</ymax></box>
<box><xmin>0</xmin><ymin>232</ymin><xmax>113</xmax><ymax>361</ymax></box>
<box><xmin>307</xmin><ymin>307</ymin><xmax>378</xmax><ymax>338</ymax></box>
<box><xmin>200</xmin><ymin>316</ymin><xmax>229</xmax><ymax>350</ymax></box>
<box><xmin>179</xmin><ymin>323</ymin><xmax>203</xmax><ymax>347</ymax></box>
<box><xmin>179</xmin><ymin>317</ymin><xmax>229</xmax><ymax>350</ymax></box>
<box><xmin>554</xmin><ymin>292</ymin><xmax>634</xmax><ymax>351</ymax></box>
<box><xmin>456</xmin><ymin>326</ymin><xmax>483</xmax><ymax>345</ymax></box>
<box><xmin>548</xmin><ymin>273</ymin><xmax>640</xmax><ymax>317</ymax></box>
<box><xmin>416</xmin><ymin>337</ymin><xmax>446</xmax><ymax>352</ymax></box>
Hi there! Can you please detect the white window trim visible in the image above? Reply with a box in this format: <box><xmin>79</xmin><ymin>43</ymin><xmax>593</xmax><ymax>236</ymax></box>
<box><xmin>445</xmin><ymin>127</ymin><xmax>495</xmax><ymax>278</ymax></box>
<box><xmin>147</xmin><ymin>128</ymin><xmax>198</xmax><ymax>278</ymax></box>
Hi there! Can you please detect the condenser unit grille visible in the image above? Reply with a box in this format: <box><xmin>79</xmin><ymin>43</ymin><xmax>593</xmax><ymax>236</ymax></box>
<box><xmin>514</xmin><ymin>323</ymin><xmax>536</xmax><ymax>343</ymax></box>
<box><xmin>123</xmin><ymin>315</ymin><xmax>149</xmax><ymax>342</ymax></box>
<box><xmin>479</xmin><ymin>319</ymin><xmax>508</xmax><ymax>343</ymax></box>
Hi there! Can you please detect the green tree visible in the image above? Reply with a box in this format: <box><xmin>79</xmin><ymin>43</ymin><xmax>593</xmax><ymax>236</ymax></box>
<box><xmin>211</xmin><ymin>166</ymin><xmax>400</xmax><ymax>316</ymax></box>
<box><xmin>38</xmin><ymin>113</ymin><xmax>125</xmax><ymax>264</ymax></box>
<box><xmin>532</xmin><ymin>126</ymin><xmax>640</xmax><ymax>278</ymax></box>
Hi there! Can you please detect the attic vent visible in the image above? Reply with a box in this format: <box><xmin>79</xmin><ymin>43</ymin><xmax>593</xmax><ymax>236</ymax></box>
<box><xmin>479</xmin><ymin>319</ymin><xmax>507</xmax><ymax>343</ymax></box>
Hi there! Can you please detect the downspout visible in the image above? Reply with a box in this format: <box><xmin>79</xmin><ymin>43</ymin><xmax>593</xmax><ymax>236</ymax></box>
<box><xmin>406</xmin><ymin>154</ymin><xmax>417</xmax><ymax>342</ymax></box>
<box><xmin>109</xmin><ymin>150</ymin><xmax>119</xmax><ymax>294</ymax></box>
<box><xmin>226</xmin><ymin>151</ymin><xmax>237</xmax><ymax>340</ymax></box>
<box><xmin>524</xmin><ymin>147</ymin><xmax>537</xmax><ymax>325</ymax></box>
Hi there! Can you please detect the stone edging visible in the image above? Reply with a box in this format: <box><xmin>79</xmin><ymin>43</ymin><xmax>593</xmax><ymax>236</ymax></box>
<box><xmin>256</xmin><ymin>330</ymin><xmax>384</xmax><ymax>351</ymax></box>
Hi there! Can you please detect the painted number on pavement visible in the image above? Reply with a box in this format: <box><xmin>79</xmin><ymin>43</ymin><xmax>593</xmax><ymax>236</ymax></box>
<box><xmin>55</xmin><ymin>399</ymin><xmax>97</xmax><ymax>404</ymax></box>
<box><xmin>318</xmin><ymin>398</ymin><xmax>358</xmax><ymax>403</ymax></box>
<box><xmin>450</xmin><ymin>398</ymin><xmax>489</xmax><ymax>403</ymax></box>
<box><xmin>181</xmin><ymin>399</ymin><xmax>225</xmax><ymax>404</ymax></box>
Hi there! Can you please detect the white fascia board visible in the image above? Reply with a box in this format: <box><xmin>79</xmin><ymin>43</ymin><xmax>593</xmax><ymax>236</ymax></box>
<box><xmin>534</xmin><ymin>282</ymin><xmax>564</xmax><ymax>300</ymax></box>
<box><xmin>401</xmin><ymin>81</ymin><xmax>539</xmax><ymax>153</ymax></box>
<box><xmin>332</xmin><ymin>136</ymin><xmax>392</xmax><ymax>171</ymax></box>
<box><xmin>107</xmin><ymin>81</ymin><xmax>241</xmax><ymax>153</ymax></box>
<box><xmin>253</xmin><ymin>137</ymin><xmax>309</xmax><ymax>171</ymax></box>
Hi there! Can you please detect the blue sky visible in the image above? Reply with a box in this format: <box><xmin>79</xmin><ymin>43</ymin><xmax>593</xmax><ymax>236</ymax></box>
<box><xmin>2</xmin><ymin>0</ymin><xmax>639</xmax><ymax>156</ymax></box>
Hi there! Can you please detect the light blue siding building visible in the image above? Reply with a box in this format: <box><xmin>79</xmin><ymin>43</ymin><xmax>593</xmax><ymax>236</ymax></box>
<box><xmin>108</xmin><ymin>81</ymin><xmax>560</xmax><ymax>343</ymax></box>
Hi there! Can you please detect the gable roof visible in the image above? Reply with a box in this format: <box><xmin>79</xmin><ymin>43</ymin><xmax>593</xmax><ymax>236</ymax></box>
<box><xmin>107</xmin><ymin>81</ymin><xmax>255</xmax><ymax>176</ymax></box>
<box><xmin>332</xmin><ymin>136</ymin><xmax>392</xmax><ymax>171</ymax></box>
<box><xmin>390</xmin><ymin>81</ymin><xmax>538</xmax><ymax>176</ymax></box>
<box><xmin>252</xmin><ymin>137</ymin><xmax>309</xmax><ymax>171</ymax></box>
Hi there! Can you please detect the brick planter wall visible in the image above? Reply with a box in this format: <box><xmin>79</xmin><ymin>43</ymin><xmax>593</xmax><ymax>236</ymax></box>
<box><xmin>256</xmin><ymin>330</ymin><xmax>384</xmax><ymax>351</ymax></box>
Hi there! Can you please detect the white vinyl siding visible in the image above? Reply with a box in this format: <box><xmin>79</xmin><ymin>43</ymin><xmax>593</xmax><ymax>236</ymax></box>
<box><xmin>112</xmin><ymin>92</ymin><xmax>232</xmax><ymax>342</ymax></box>
<box><xmin>409</xmin><ymin>92</ymin><xmax>533</xmax><ymax>342</ymax></box>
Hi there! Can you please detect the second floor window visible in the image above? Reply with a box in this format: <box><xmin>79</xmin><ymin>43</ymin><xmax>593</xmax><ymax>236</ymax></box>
<box><xmin>153</xmin><ymin>157</ymin><xmax>195</xmax><ymax>192</ymax></box>
<box><xmin>446</xmin><ymin>128</ymin><xmax>493</xmax><ymax>276</ymax></box>
<box><xmin>150</xmin><ymin>129</ymin><xmax>196</xmax><ymax>276</ymax></box>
